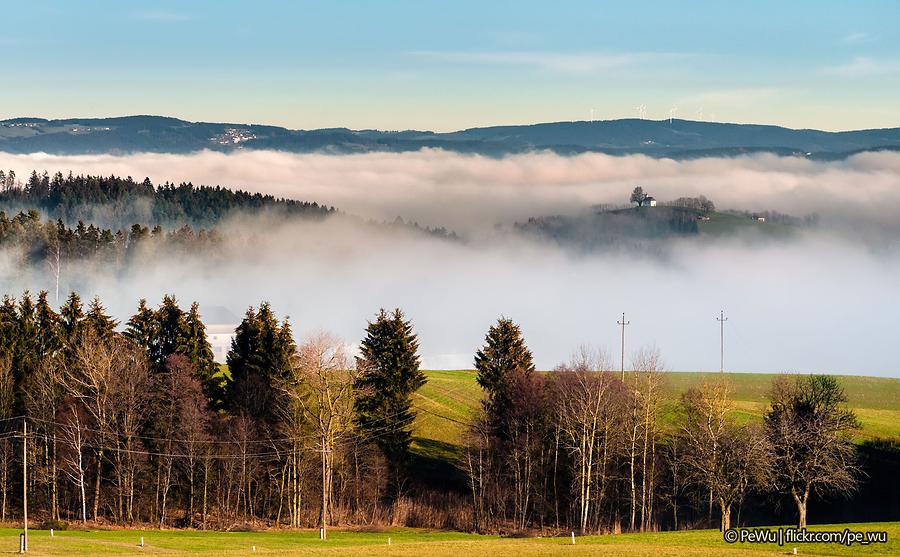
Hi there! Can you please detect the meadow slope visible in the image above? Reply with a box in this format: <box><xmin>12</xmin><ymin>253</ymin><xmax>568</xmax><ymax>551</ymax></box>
<box><xmin>412</xmin><ymin>370</ymin><xmax>900</xmax><ymax>459</ymax></box>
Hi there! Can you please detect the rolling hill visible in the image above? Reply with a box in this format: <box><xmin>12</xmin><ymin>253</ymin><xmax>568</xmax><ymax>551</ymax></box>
<box><xmin>2</xmin><ymin>115</ymin><xmax>900</xmax><ymax>158</ymax></box>
<box><xmin>515</xmin><ymin>206</ymin><xmax>798</xmax><ymax>251</ymax></box>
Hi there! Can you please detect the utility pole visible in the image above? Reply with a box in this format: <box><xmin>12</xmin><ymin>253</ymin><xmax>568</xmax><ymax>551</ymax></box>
<box><xmin>617</xmin><ymin>312</ymin><xmax>630</xmax><ymax>381</ymax></box>
<box><xmin>717</xmin><ymin>310</ymin><xmax>728</xmax><ymax>372</ymax></box>
<box><xmin>22</xmin><ymin>418</ymin><xmax>27</xmax><ymax>553</ymax></box>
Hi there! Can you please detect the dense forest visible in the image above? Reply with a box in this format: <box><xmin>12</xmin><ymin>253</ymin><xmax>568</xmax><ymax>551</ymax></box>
<box><xmin>0</xmin><ymin>209</ymin><xmax>222</xmax><ymax>268</ymax></box>
<box><xmin>0</xmin><ymin>291</ymin><xmax>868</xmax><ymax>534</ymax></box>
<box><xmin>0</xmin><ymin>171</ymin><xmax>458</xmax><ymax>291</ymax></box>
<box><xmin>0</xmin><ymin>170</ymin><xmax>335</xmax><ymax>229</ymax></box>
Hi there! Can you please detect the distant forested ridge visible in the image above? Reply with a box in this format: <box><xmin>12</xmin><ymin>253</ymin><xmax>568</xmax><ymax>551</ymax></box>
<box><xmin>3</xmin><ymin>115</ymin><xmax>900</xmax><ymax>158</ymax></box>
<box><xmin>0</xmin><ymin>169</ymin><xmax>335</xmax><ymax>228</ymax></box>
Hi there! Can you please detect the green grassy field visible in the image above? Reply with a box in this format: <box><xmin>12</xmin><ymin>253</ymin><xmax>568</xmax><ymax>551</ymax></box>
<box><xmin>412</xmin><ymin>370</ymin><xmax>900</xmax><ymax>460</ymax></box>
<box><xmin>3</xmin><ymin>523</ymin><xmax>895</xmax><ymax>556</ymax></box>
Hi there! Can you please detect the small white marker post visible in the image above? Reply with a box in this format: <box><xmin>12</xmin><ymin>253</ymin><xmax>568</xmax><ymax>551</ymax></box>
<box><xmin>50</xmin><ymin>529</ymin><xmax>53</xmax><ymax>538</ymax></box>
<box><xmin>252</xmin><ymin>546</ymin><xmax>256</xmax><ymax>552</ymax></box>
<box><xmin>571</xmin><ymin>532</ymin><xmax>576</xmax><ymax>545</ymax></box>
<box><xmin>792</xmin><ymin>549</ymin><xmax>797</xmax><ymax>555</ymax></box>
<box><xmin>140</xmin><ymin>536</ymin><xmax>144</xmax><ymax>547</ymax></box>
<box><xmin>388</xmin><ymin>537</ymin><xmax>391</xmax><ymax>545</ymax></box>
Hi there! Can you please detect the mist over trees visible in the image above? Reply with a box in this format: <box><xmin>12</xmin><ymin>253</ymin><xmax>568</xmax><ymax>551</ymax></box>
<box><xmin>0</xmin><ymin>291</ymin><xmax>867</xmax><ymax>532</ymax></box>
<box><xmin>0</xmin><ymin>170</ymin><xmax>335</xmax><ymax>228</ymax></box>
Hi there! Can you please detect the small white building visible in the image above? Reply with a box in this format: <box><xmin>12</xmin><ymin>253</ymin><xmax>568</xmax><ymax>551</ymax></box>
<box><xmin>202</xmin><ymin>306</ymin><xmax>240</xmax><ymax>362</ymax></box>
<box><xmin>645</xmin><ymin>196</ymin><xmax>657</xmax><ymax>207</ymax></box>
<box><xmin>207</xmin><ymin>323</ymin><xmax>238</xmax><ymax>362</ymax></box>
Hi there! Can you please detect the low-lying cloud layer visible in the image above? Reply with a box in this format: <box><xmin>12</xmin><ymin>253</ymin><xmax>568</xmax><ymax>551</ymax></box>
<box><xmin>5</xmin><ymin>149</ymin><xmax>900</xmax><ymax>235</ymax></box>
<box><xmin>1</xmin><ymin>149</ymin><xmax>899</xmax><ymax>375</ymax></box>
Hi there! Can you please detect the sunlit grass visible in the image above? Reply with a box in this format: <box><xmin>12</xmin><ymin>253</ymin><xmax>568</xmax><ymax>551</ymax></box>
<box><xmin>3</xmin><ymin>522</ymin><xmax>896</xmax><ymax>556</ymax></box>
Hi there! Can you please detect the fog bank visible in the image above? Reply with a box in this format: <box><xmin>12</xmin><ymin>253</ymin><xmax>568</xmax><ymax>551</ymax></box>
<box><xmin>1</xmin><ymin>149</ymin><xmax>899</xmax><ymax>375</ymax></box>
<box><xmin>4</xmin><ymin>149</ymin><xmax>900</xmax><ymax>235</ymax></box>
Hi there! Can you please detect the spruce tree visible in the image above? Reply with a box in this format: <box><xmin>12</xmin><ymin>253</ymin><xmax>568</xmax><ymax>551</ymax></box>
<box><xmin>353</xmin><ymin>308</ymin><xmax>425</xmax><ymax>486</ymax></box>
<box><xmin>34</xmin><ymin>291</ymin><xmax>61</xmax><ymax>359</ymax></box>
<box><xmin>474</xmin><ymin>317</ymin><xmax>535</xmax><ymax>397</ymax></box>
<box><xmin>125</xmin><ymin>298</ymin><xmax>158</xmax><ymax>354</ymax></box>
<box><xmin>0</xmin><ymin>297</ymin><xmax>17</xmax><ymax>356</ymax></box>
<box><xmin>14</xmin><ymin>292</ymin><xmax>38</xmax><ymax>389</ymax></box>
<box><xmin>59</xmin><ymin>292</ymin><xmax>84</xmax><ymax>352</ymax></box>
<box><xmin>225</xmin><ymin>303</ymin><xmax>295</xmax><ymax>419</ymax></box>
<box><xmin>83</xmin><ymin>296</ymin><xmax>117</xmax><ymax>340</ymax></box>
<box><xmin>154</xmin><ymin>295</ymin><xmax>187</xmax><ymax>368</ymax></box>
<box><xmin>181</xmin><ymin>302</ymin><xmax>220</xmax><ymax>403</ymax></box>
<box><xmin>474</xmin><ymin>317</ymin><xmax>536</xmax><ymax>439</ymax></box>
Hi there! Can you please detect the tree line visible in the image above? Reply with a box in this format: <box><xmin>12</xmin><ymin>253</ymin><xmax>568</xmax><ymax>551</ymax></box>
<box><xmin>465</xmin><ymin>319</ymin><xmax>859</xmax><ymax>533</ymax></box>
<box><xmin>0</xmin><ymin>293</ymin><xmax>861</xmax><ymax>533</ymax></box>
<box><xmin>0</xmin><ymin>209</ymin><xmax>222</xmax><ymax>268</ymax></box>
<box><xmin>0</xmin><ymin>170</ymin><xmax>335</xmax><ymax>229</ymax></box>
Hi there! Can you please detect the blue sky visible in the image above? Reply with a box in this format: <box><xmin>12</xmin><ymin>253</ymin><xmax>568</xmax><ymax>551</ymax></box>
<box><xmin>2</xmin><ymin>0</ymin><xmax>899</xmax><ymax>131</ymax></box>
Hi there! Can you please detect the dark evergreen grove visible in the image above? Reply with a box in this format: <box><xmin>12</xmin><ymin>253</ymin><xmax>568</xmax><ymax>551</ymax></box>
<box><xmin>0</xmin><ymin>171</ymin><xmax>459</xmax><ymax>290</ymax></box>
<box><xmin>0</xmin><ymin>170</ymin><xmax>335</xmax><ymax>228</ymax></box>
<box><xmin>0</xmin><ymin>291</ymin><xmax>874</xmax><ymax>532</ymax></box>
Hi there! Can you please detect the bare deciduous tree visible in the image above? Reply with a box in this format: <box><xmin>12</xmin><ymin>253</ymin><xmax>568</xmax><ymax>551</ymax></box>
<box><xmin>278</xmin><ymin>332</ymin><xmax>356</xmax><ymax>538</ymax></box>
<box><xmin>58</xmin><ymin>400</ymin><xmax>90</xmax><ymax>524</ymax></box>
<box><xmin>765</xmin><ymin>375</ymin><xmax>859</xmax><ymax>528</ymax></box>
<box><xmin>554</xmin><ymin>346</ymin><xmax>619</xmax><ymax>534</ymax></box>
<box><xmin>620</xmin><ymin>347</ymin><xmax>665</xmax><ymax>532</ymax></box>
<box><xmin>681</xmin><ymin>377</ymin><xmax>771</xmax><ymax>531</ymax></box>
<box><xmin>109</xmin><ymin>347</ymin><xmax>150</xmax><ymax>523</ymax></box>
<box><xmin>62</xmin><ymin>328</ymin><xmax>131</xmax><ymax>521</ymax></box>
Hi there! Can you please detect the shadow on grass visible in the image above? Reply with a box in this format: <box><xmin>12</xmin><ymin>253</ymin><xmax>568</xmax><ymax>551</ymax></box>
<box><xmin>410</xmin><ymin>437</ymin><xmax>468</xmax><ymax>493</ymax></box>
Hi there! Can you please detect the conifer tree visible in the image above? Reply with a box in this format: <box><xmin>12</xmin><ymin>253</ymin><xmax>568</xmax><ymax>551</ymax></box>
<box><xmin>154</xmin><ymin>295</ymin><xmax>187</xmax><ymax>368</ymax></box>
<box><xmin>125</xmin><ymin>299</ymin><xmax>158</xmax><ymax>354</ymax></box>
<box><xmin>0</xmin><ymin>297</ymin><xmax>16</xmax><ymax>356</ymax></box>
<box><xmin>59</xmin><ymin>292</ymin><xmax>84</xmax><ymax>351</ymax></box>
<box><xmin>34</xmin><ymin>291</ymin><xmax>61</xmax><ymax>359</ymax></box>
<box><xmin>474</xmin><ymin>317</ymin><xmax>535</xmax><ymax>397</ymax></box>
<box><xmin>353</xmin><ymin>308</ymin><xmax>425</xmax><ymax>487</ymax></box>
<box><xmin>181</xmin><ymin>302</ymin><xmax>220</xmax><ymax>403</ymax></box>
<box><xmin>225</xmin><ymin>302</ymin><xmax>295</xmax><ymax>419</ymax></box>
<box><xmin>474</xmin><ymin>317</ymin><xmax>536</xmax><ymax>440</ymax></box>
<box><xmin>83</xmin><ymin>296</ymin><xmax>117</xmax><ymax>340</ymax></box>
<box><xmin>13</xmin><ymin>292</ymin><xmax>38</xmax><ymax>389</ymax></box>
